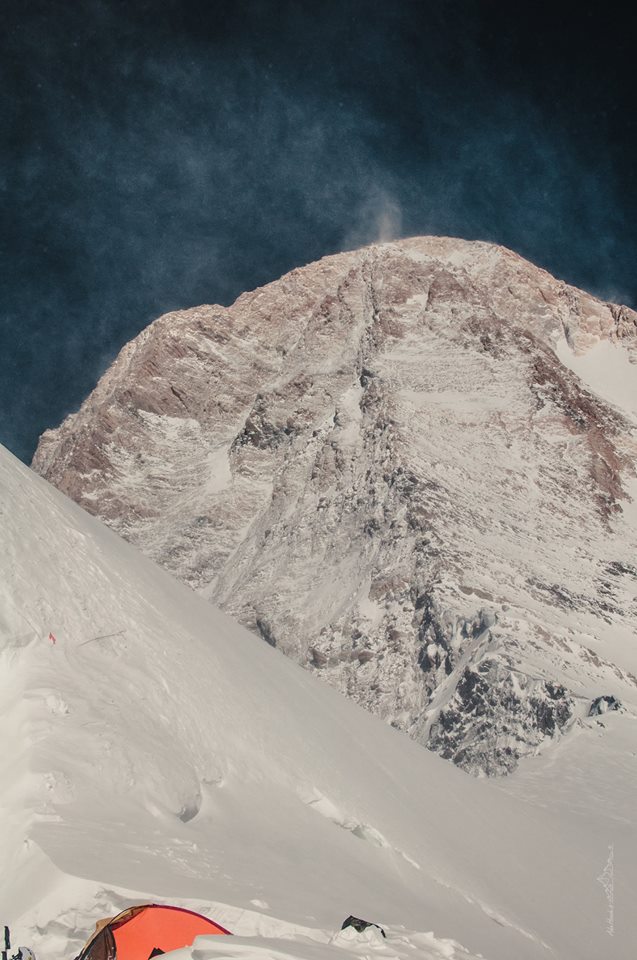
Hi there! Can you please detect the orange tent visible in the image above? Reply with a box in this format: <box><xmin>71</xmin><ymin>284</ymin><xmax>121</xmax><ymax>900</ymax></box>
<box><xmin>76</xmin><ymin>904</ymin><xmax>231</xmax><ymax>960</ymax></box>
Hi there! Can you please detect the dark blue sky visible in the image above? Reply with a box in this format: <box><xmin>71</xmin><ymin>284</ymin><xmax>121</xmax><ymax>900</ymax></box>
<box><xmin>2</xmin><ymin>1</ymin><xmax>636</xmax><ymax>461</ymax></box>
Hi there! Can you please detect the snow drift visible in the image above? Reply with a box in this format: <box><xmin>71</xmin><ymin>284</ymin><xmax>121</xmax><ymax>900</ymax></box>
<box><xmin>1</xmin><ymin>444</ymin><xmax>635</xmax><ymax>960</ymax></box>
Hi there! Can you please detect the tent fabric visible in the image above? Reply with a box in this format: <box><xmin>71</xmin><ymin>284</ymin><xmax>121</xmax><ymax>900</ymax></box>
<box><xmin>77</xmin><ymin>904</ymin><xmax>230</xmax><ymax>960</ymax></box>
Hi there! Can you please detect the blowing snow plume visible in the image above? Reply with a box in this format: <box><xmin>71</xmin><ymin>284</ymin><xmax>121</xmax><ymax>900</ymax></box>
<box><xmin>4</xmin><ymin>2</ymin><xmax>636</xmax><ymax>463</ymax></box>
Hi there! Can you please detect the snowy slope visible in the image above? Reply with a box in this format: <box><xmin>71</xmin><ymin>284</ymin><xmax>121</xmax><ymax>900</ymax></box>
<box><xmin>1</xmin><ymin>444</ymin><xmax>635</xmax><ymax>960</ymax></box>
<box><xmin>32</xmin><ymin>237</ymin><xmax>637</xmax><ymax>775</ymax></box>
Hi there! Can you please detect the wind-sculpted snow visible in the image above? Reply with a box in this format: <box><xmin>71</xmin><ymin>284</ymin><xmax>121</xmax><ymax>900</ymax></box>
<box><xmin>1</xmin><ymin>444</ymin><xmax>636</xmax><ymax>960</ymax></box>
<box><xmin>33</xmin><ymin>237</ymin><xmax>637</xmax><ymax>775</ymax></box>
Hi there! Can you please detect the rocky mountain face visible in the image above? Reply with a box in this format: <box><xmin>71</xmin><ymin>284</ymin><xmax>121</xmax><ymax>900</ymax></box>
<box><xmin>33</xmin><ymin>237</ymin><xmax>637</xmax><ymax>775</ymax></box>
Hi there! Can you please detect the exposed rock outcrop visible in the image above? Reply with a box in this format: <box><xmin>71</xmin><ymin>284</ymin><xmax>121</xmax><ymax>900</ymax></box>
<box><xmin>589</xmin><ymin>695</ymin><xmax>622</xmax><ymax>716</ymax></box>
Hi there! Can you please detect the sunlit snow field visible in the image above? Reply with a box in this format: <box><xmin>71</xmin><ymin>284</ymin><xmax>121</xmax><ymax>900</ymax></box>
<box><xmin>2</xmin><ymin>444</ymin><xmax>635</xmax><ymax>960</ymax></box>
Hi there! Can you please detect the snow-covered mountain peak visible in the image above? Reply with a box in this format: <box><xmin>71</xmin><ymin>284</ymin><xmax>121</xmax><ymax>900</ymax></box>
<box><xmin>32</xmin><ymin>237</ymin><xmax>637</xmax><ymax>775</ymax></box>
